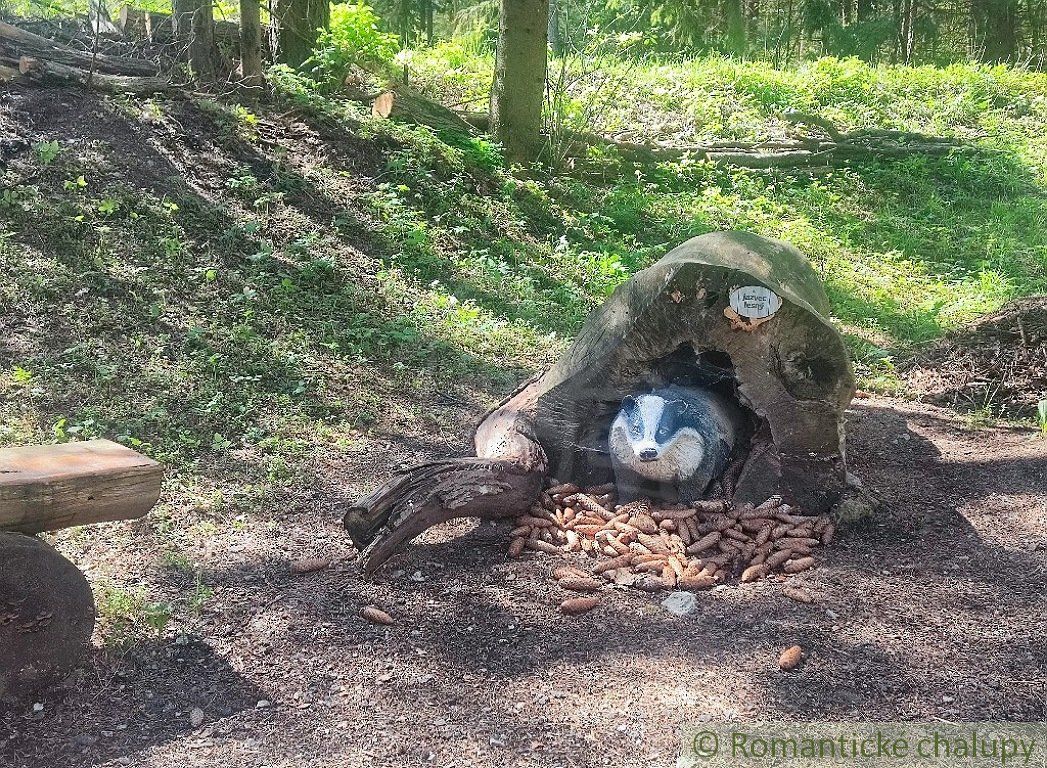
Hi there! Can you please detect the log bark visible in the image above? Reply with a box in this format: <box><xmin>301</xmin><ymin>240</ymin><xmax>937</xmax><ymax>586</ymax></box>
<box><xmin>348</xmin><ymin>232</ymin><xmax>857</xmax><ymax>574</ymax></box>
<box><xmin>367</xmin><ymin>85</ymin><xmax>478</xmax><ymax>136</ymax></box>
<box><xmin>0</xmin><ymin>533</ymin><xmax>95</xmax><ymax>704</ymax></box>
<box><xmin>0</xmin><ymin>19</ymin><xmax>157</xmax><ymax>76</ymax></box>
<box><xmin>17</xmin><ymin>56</ymin><xmax>172</xmax><ymax>94</ymax></box>
<box><xmin>345</xmin><ymin>380</ymin><xmax>547</xmax><ymax>575</ymax></box>
<box><xmin>0</xmin><ymin>439</ymin><xmax>163</xmax><ymax>535</ymax></box>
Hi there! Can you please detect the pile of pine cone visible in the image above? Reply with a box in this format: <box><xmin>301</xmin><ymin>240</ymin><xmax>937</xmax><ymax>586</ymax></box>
<box><xmin>507</xmin><ymin>481</ymin><xmax>835</xmax><ymax>613</ymax></box>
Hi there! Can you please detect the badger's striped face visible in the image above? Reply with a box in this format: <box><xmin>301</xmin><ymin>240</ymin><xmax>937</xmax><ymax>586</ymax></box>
<box><xmin>612</xmin><ymin>394</ymin><xmax>704</xmax><ymax>471</ymax></box>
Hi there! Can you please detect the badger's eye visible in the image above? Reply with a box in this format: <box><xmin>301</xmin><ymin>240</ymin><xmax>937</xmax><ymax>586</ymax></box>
<box><xmin>657</xmin><ymin>428</ymin><xmax>669</xmax><ymax>438</ymax></box>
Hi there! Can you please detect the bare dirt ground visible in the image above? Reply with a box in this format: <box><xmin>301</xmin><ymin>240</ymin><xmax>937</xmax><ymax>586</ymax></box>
<box><xmin>1</xmin><ymin>395</ymin><xmax>1045</xmax><ymax>768</ymax></box>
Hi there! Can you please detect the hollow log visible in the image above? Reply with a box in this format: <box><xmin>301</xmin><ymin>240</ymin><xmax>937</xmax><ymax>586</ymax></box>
<box><xmin>0</xmin><ymin>533</ymin><xmax>95</xmax><ymax>704</ymax></box>
<box><xmin>347</xmin><ymin>231</ymin><xmax>856</xmax><ymax>574</ymax></box>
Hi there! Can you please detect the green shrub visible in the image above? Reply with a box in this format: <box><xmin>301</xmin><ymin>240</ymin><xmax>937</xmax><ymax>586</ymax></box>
<box><xmin>309</xmin><ymin>2</ymin><xmax>399</xmax><ymax>87</ymax></box>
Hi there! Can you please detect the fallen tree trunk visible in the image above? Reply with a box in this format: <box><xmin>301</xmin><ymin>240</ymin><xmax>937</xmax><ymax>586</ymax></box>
<box><xmin>18</xmin><ymin>56</ymin><xmax>172</xmax><ymax>95</ymax></box>
<box><xmin>347</xmin><ymin>232</ymin><xmax>859</xmax><ymax>574</ymax></box>
<box><xmin>0</xmin><ymin>19</ymin><xmax>158</xmax><ymax>76</ymax></box>
<box><xmin>356</xmin><ymin>85</ymin><xmax>478</xmax><ymax>136</ymax></box>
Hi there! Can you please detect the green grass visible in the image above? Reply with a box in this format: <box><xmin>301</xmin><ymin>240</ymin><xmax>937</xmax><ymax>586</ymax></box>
<box><xmin>2</xmin><ymin>53</ymin><xmax>1045</xmax><ymax>531</ymax></box>
<box><xmin>409</xmin><ymin>47</ymin><xmax>1047</xmax><ymax>381</ymax></box>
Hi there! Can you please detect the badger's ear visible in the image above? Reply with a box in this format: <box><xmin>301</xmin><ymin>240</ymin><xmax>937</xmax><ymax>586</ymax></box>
<box><xmin>620</xmin><ymin>395</ymin><xmax>637</xmax><ymax>411</ymax></box>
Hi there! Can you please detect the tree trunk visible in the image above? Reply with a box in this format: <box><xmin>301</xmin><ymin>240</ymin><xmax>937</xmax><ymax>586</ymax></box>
<box><xmin>974</xmin><ymin>0</ymin><xmax>1019</xmax><ymax>60</ymax></box>
<box><xmin>17</xmin><ymin>56</ymin><xmax>173</xmax><ymax>94</ymax></box>
<box><xmin>726</xmin><ymin>0</ymin><xmax>746</xmax><ymax>55</ymax></box>
<box><xmin>239</xmin><ymin>0</ymin><xmax>264</xmax><ymax>87</ymax></box>
<box><xmin>548</xmin><ymin>0</ymin><xmax>560</xmax><ymax>55</ymax></box>
<box><xmin>270</xmin><ymin>0</ymin><xmax>329</xmax><ymax>68</ymax></box>
<box><xmin>190</xmin><ymin>0</ymin><xmax>216</xmax><ymax>78</ymax></box>
<box><xmin>489</xmin><ymin>0</ymin><xmax>549</xmax><ymax>164</ymax></box>
<box><xmin>173</xmin><ymin>0</ymin><xmax>216</xmax><ymax>78</ymax></box>
<box><xmin>89</xmin><ymin>0</ymin><xmax>120</xmax><ymax>34</ymax></box>
<box><xmin>898</xmin><ymin>0</ymin><xmax>916</xmax><ymax>63</ymax></box>
<box><xmin>424</xmin><ymin>0</ymin><xmax>435</xmax><ymax>45</ymax></box>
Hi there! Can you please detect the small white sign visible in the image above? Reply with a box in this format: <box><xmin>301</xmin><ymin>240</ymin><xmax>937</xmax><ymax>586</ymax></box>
<box><xmin>729</xmin><ymin>285</ymin><xmax>782</xmax><ymax>320</ymax></box>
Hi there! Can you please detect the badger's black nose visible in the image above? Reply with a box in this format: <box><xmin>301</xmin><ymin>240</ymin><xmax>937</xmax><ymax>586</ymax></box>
<box><xmin>638</xmin><ymin>448</ymin><xmax>658</xmax><ymax>462</ymax></box>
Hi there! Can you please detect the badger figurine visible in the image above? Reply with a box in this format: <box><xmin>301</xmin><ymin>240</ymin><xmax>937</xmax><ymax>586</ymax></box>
<box><xmin>609</xmin><ymin>386</ymin><xmax>742</xmax><ymax>504</ymax></box>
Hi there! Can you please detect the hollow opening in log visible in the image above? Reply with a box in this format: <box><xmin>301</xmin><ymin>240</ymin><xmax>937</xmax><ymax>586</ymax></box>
<box><xmin>543</xmin><ymin>341</ymin><xmax>768</xmax><ymax>504</ymax></box>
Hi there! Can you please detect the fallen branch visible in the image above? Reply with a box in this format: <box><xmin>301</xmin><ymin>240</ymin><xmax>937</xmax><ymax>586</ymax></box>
<box><xmin>565</xmin><ymin>117</ymin><xmax>984</xmax><ymax>169</ymax></box>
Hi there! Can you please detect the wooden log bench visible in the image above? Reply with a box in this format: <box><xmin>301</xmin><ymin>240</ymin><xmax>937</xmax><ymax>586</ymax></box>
<box><xmin>0</xmin><ymin>439</ymin><xmax>163</xmax><ymax>704</ymax></box>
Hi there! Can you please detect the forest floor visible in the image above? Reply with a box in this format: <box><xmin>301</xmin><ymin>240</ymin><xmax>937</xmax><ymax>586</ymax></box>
<box><xmin>1</xmin><ymin>395</ymin><xmax>1045</xmax><ymax>768</ymax></box>
<box><xmin>0</xmin><ymin>80</ymin><xmax>1045</xmax><ymax>767</ymax></box>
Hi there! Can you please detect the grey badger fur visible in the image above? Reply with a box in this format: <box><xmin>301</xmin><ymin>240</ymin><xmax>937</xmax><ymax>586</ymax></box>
<box><xmin>609</xmin><ymin>386</ymin><xmax>742</xmax><ymax>504</ymax></box>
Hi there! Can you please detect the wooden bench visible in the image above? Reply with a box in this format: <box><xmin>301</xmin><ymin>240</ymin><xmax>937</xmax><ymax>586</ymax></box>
<box><xmin>0</xmin><ymin>438</ymin><xmax>163</xmax><ymax>535</ymax></box>
<box><xmin>0</xmin><ymin>439</ymin><xmax>163</xmax><ymax>703</ymax></box>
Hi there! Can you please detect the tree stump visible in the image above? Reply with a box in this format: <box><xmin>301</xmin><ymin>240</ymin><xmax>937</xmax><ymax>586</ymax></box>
<box><xmin>0</xmin><ymin>533</ymin><xmax>95</xmax><ymax>704</ymax></box>
<box><xmin>346</xmin><ymin>231</ymin><xmax>856</xmax><ymax>574</ymax></box>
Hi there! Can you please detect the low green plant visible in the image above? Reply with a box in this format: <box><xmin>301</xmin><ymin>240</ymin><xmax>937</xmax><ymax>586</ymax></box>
<box><xmin>32</xmin><ymin>140</ymin><xmax>62</xmax><ymax>165</ymax></box>
<box><xmin>1037</xmin><ymin>399</ymin><xmax>1047</xmax><ymax>434</ymax></box>
<box><xmin>95</xmin><ymin>584</ymin><xmax>173</xmax><ymax>648</ymax></box>
<box><xmin>308</xmin><ymin>2</ymin><xmax>399</xmax><ymax>87</ymax></box>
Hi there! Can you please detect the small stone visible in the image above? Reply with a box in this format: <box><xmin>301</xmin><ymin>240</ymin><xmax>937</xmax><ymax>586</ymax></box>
<box><xmin>32</xmin><ymin>703</ymin><xmax>44</xmax><ymax>713</ymax></box>
<box><xmin>661</xmin><ymin>591</ymin><xmax>699</xmax><ymax>617</ymax></box>
<box><xmin>190</xmin><ymin>707</ymin><xmax>205</xmax><ymax>727</ymax></box>
<box><xmin>256</xmin><ymin>700</ymin><xmax>272</xmax><ymax>709</ymax></box>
